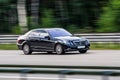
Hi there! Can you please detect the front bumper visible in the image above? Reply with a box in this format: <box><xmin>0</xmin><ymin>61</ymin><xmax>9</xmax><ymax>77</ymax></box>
<box><xmin>64</xmin><ymin>44</ymin><xmax>90</xmax><ymax>52</ymax></box>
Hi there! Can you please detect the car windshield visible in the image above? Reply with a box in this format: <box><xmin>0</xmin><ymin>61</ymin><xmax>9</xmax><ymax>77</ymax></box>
<box><xmin>48</xmin><ymin>29</ymin><xmax>72</xmax><ymax>37</ymax></box>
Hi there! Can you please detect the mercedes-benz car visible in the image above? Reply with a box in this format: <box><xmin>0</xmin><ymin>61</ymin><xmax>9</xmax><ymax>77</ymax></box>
<box><xmin>17</xmin><ymin>28</ymin><xmax>90</xmax><ymax>55</ymax></box>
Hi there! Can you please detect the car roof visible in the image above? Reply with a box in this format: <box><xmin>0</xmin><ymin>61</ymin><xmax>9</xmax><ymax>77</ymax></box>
<box><xmin>31</xmin><ymin>28</ymin><xmax>64</xmax><ymax>31</ymax></box>
<box><xmin>24</xmin><ymin>28</ymin><xmax>65</xmax><ymax>35</ymax></box>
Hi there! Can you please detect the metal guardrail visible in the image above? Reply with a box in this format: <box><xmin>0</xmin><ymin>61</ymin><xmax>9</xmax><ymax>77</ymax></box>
<box><xmin>0</xmin><ymin>33</ymin><xmax>120</xmax><ymax>43</ymax></box>
<box><xmin>75</xmin><ymin>33</ymin><xmax>120</xmax><ymax>43</ymax></box>
<box><xmin>0</xmin><ymin>35</ymin><xmax>19</xmax><ymax>43</ymax></box>
<box><xmin>0</xmin><ymin>64</ymin><xmax>120</xmax><ymax>70</ymax></box>
<box><xmin>0</xmin><ymin>65</ymin><xmax>120</xmax><ymax>80</ymax></box>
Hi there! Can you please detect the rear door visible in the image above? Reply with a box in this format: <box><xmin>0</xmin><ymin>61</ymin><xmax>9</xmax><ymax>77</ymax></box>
<box><xmin>28</xmin><ymin>31</ymin><xmax>40</xmax><ymax>49</ymax></box>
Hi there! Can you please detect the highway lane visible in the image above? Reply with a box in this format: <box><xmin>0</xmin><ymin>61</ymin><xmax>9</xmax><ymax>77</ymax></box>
<box><xmin>0</xmin><ymin>73</ymin><xmax>106</xmax><ymax>80</ymax></box>
<box><xmin>0</xmin><ymin>50</ymin><xmax>120</xmax><ymax>66</ymax></box>
<box><xmin>0</xmin><ymin>50</ymin><xmax>120</xmax><ymax>80</ymax></box>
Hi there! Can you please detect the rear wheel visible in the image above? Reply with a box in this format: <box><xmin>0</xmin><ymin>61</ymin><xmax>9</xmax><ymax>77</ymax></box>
<box><xmin>55</xmin><ymin>44</ymin><xmax>64</xmax><ymax>55</ymax></box>
<box><xmin>23</xmin><ymin>44</ymin><xmax>32</xmax><ymax>55</ymax></box>
<box><xmin>79</xmin><ymin>50</ymin><xmax>87</xmax><ymax>53</ymax></box>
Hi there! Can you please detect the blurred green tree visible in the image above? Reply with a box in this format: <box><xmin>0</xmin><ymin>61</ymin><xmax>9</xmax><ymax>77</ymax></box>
<box><xmin>41</xmin><ymin>9</ymin><xmax>59</xmax><ymax>28</ymax></box>
<box><xmin>0</xmin><ymin>0</ymin><xmax>111</xmax><ymax>33</ymax></box>
<box><xmin>97</xmin><ymin>0</ymin><xmax>120</xmax><ymax>32</ymax></box>
<box><xmin>0</xmin><ymin>0</ymin><xmax>18</xmax><ymax>33</ymax></box>
<box><xmin>67</xmin><ymin>0</ymin><xmax>108</xmax><ymax>31</ymax></box>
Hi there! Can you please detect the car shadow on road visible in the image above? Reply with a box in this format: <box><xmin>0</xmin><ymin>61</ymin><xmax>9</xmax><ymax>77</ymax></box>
<box><xmin>28</xmin><ymin>52</ymin><xmax>91</xmax><ymax>55</ymax></box>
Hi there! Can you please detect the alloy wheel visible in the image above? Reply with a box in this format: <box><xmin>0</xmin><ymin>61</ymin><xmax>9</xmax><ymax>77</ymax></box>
<box><xmin>55</xmin><ymin>44</ymin><xmax>64</xmax><ymax>55</ymax></box>
<box><xmin>23</xmin><ymin>44</ymin><xmax>32</xmax><ymax>55</ymax></box>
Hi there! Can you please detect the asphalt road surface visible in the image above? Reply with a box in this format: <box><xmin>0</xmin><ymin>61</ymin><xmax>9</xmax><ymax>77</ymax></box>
<box><xmin>0</xmin><ymin>73</ymin><xmax>120</xmax><ymax>80</ymax></box>
<box><xmin>0</xmin><ymin>50</ymin><xmax>120</xmax><ymax>66</ymax></box>
<box><xmin>0</xmin><ymin>50</ymin><xmax>120</xmax><ymax>80</ymax></box>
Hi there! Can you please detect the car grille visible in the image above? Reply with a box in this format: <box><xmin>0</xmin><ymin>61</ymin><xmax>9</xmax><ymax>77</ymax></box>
<box><xmin>73</xmin><ymin>40</ymin><xmax>86</xmax><ymax>46</ymax></box>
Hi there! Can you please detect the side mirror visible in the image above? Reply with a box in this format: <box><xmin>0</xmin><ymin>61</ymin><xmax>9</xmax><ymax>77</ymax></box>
<box><xmin>44</xmin><ymin>36</ymin><xmax>50</xmax><ymax>40</ymax></box>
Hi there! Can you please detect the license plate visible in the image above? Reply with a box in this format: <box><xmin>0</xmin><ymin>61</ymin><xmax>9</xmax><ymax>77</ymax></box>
<box><xmin>77</xmin><ymin>46</ymin><xmax>85</xmax><ymax>49</ymax></box>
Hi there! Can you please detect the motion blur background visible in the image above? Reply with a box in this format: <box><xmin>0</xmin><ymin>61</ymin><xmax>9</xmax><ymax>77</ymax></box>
<box><xmin>0</xmin><ymin>0</ymin><xmax>120</xmax><ymax>34</ymax></box>
<box><xmin>0</xmin><ymin>1</ymin><xmax>120</xmax><ymax>80</ymax></box>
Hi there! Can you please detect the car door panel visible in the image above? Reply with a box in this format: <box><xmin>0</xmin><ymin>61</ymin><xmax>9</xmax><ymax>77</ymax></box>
<box><xmin>39</xmin><ymin>39</ymin><xmax>55</xmax><ymax>50</ymax></box>
<box><xmin>28</xmin><ymin>37</ymin><xmax>40</xmax><ymax>49</ymax></box>
<box><xmin>28</xmin><ymin>32</ymin><xmax>40</xmax><ymax>50</ymax></box>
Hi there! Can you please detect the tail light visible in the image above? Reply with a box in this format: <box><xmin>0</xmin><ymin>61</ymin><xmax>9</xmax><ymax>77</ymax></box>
<box><xmin>17</xmin><ymin>39</ymin><xmax>21</xmax><ymax>44</ymax></box>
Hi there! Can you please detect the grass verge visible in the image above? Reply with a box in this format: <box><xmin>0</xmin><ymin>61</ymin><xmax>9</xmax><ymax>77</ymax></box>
<box><xmin>0</xmin><ymin>44</ymin><xmax>18</xmax><ymax>50</ymax></box>
<box><xmin>91</xmin><ymin>43</ymin><xmax>120</xmax><ymax>50</ymax></box>
<box><xmin>0</xmin><ymin>43</ymin><xmax>120</xmax><ymax>50</ymax></box>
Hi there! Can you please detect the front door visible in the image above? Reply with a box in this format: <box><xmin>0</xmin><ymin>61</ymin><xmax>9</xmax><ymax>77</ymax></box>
<box><xmin>38</xmin><ymin>32</ymin><xmax>55</xmax><ymax>51</ymax></box>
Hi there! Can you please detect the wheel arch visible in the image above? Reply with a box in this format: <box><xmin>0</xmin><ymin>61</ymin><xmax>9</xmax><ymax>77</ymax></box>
<box><xmin>54</xmin><ymin>42</ymin><xmax>65</xmax><ymax>51</ymax></box>
<box><xmin>54</xmin><ymin>43</ymin><xmax>61</xmax><ymax>51</ymax></box>
<box><xmin>21</xmin><ymin>41</ymin><xmax>30</xmax><ymax>50</ymax></box>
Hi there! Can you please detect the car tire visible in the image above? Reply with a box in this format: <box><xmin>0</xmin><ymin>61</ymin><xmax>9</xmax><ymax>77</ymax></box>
<box><xmin>55</xmin><ymin>44</ymin><xmax>64</xmax><ymax>55</ymax></box>
<box><xmin>23</xmin><ymin>44</ymin><xmax>32</xmax><ymax>55</ymax></box>
<box><xmin>79</xmin><ymin>50</ymin><xmax>87</xmax><ymax>53</ymax></box>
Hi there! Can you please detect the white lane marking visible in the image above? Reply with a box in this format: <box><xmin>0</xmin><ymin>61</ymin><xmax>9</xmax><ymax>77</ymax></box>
<box><xmin>0</xmin><ymin>76</ymin><xmax>95</xmax><ymax>80</ymax></box>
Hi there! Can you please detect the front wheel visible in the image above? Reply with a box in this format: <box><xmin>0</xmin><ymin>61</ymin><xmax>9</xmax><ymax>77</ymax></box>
<box><xmin>55</xmin><ymin>44</ymin><xmax>64</xmax><ymax>55</ymax></box>
<box><xmin>23</xmin><ymin>44</ymin><xmax>32</xmax><ymax>55</ymax></box>
<box><xmin>79</xmin><ymin>50</ymin><xmax>87</xmax><ymax>53</ymax></box>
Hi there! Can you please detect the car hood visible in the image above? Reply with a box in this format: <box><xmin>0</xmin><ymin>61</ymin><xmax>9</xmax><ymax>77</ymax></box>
<box><xmin>54</xmin><ymin>36</ymin><xmax>81</xmax><ymax>41</ymax></box>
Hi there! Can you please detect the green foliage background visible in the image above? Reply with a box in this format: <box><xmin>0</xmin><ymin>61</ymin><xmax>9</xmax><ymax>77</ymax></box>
<box><xmin>97</xmin><ymin>0</ymin><xmax>120</xmax><ymax>32</ymax></box>
<box><xmin>1</xmin><ymin>0</ymin><xmax>120</xmax><ymax>34</ymax></box>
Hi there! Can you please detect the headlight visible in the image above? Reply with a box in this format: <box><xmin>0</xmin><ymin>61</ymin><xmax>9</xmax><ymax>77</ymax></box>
<box><xmin>86</xmin><ymin>39</ymin><xmax>90</xmax><ymax>43</ymax></box>
<box><xmin>85</xmin><ymin>39</ymin><xmax>90</xmax><ymax>46</ymax></box>
<box><xmin>80</xmin><ymin>37</ymin><xmax>90</xmax><ymax>45</ymax></box>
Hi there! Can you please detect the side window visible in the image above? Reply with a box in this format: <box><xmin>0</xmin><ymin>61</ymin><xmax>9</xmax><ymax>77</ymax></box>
<box><xmin>39</xmin><ymin>31</ymin><xmax>49</xmax><ymax>38</ymax></box>
<box><xmin>28</xmin><ymin>31</ymin><xmax>39</xmax><ymax>38</ymax></box>
<box><xmin>39</xmin><ymin>32</ymin><xmax>49</xmax><ymax>38</ymax></box>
